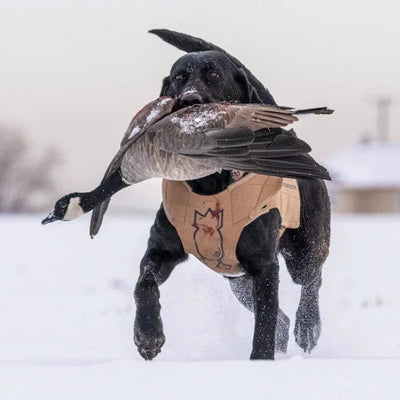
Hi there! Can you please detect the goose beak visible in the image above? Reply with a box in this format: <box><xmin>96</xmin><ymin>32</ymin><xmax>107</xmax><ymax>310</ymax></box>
<box><xmin>41</xmin><ymin>209</ymin><xmax>58</xmax><ymax>225</ymax></box>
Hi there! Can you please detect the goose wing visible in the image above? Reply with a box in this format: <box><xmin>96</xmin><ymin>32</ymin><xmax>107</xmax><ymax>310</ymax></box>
<box><xmin>147</xmin><ymin>103</ymin><xmax>307</xmax><ymax>155</ymax></box>
<box><xmin>151</xmin><ymin>124</ymin><xmax>330</xmax><ymax>180</ymax></box>
<box><xmin>217</xmin><ymin>152</ymin><xmax>331</xmax><ymax>180</ymax></box>
<box><xmin>225</xmin><ymin>104</ymin><xmax>299</xmax><ymax>130</ymax></box>
<box><xmin>194</xmin><ymin>129</ymin><xmax>330</xmax><ymax>179</ymax></box>
<box><xmin>149</xmin><ymin>103</ymin><xmax>333</xmax><ymax>156</ymax></box>
<box><xmin>149</xmin><ymin>103</ymin><xmax>331</xmax><ymax>180</ymax></box>
<box><xmin>225</xmin><ymin>104</ymin><xmax>333</xmax><ymax>130</ymax></box>
<box><xmin>206</xmin><ymin>127</ymin><xmax>331</xmax><ymax>179</ymax></box>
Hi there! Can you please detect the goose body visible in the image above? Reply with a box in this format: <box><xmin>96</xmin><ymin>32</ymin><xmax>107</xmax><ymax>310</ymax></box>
<box><xmin>108</xmin><ymin>97</ymin><xmax>332</xmax><ymax>184</ymax></box>
<box><xmin>42</xmin><ymin>96</ymin><xmax>333</xmax><ymax>234</ymax></box>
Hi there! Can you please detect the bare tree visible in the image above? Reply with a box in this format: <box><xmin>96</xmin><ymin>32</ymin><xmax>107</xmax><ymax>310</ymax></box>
<box><xmin>0</xmin><ymin>126</ymin><xmax>60</xmax><ymax>213</ymax></box>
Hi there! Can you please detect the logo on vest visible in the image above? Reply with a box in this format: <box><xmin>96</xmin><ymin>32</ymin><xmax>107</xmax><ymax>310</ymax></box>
<box><xmin>192</xmin><ymin>205</ymin><xmax>232</xmax><ymax>271</ymax></box>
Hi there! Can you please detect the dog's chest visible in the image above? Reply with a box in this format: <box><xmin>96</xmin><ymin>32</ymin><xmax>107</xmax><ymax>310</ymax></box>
<box><xmin>162</xmin><ymin>174</ymin><xmax>300</xmax><ymax>277</ymax></box>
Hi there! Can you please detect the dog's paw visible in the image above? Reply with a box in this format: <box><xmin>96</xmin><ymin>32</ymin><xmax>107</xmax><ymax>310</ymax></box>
<box><xmin>134</xmin><ymin>317</ymin><xmax>165</xmax><ymax>360</ymax></box>
<box><xmin>294</xmin><ymin>307</ymin><xmax>321</xmax><ymax>353</ymax></box>
<box><xmin>135</xmin><ymin>335</ymin><xmax>165</xmax><ymax>360</ymax></box>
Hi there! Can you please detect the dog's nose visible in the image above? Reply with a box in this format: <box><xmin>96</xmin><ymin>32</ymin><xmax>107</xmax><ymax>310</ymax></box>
<box><xmin>180</xmin><ymin>92</ymin><xmax>204</xmax><ymax>107</ymax></box>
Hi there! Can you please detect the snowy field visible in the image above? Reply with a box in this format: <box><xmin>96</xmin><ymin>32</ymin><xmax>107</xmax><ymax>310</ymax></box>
<box><xmin>1</xmin><ymin>213</ymin><xmax>400</xmax><ymax>399</ymax></box>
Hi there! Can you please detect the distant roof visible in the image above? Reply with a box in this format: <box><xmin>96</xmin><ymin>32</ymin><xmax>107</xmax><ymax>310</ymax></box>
<box><xmin>325</xmin><ymin>141</ymin><xmax>400</xmax><ymax>189</ymax></box>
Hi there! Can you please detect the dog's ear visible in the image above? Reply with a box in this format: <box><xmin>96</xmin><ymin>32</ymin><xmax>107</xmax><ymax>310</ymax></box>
<box><xmin>160</xmin><ymin>76</ymin><xmax>172</xmax><ymax>96</ymax></box>
<box><xmin>235</xmin><ymin>69</ymin><xmax>263</xmax><ymax>104</ymax></box>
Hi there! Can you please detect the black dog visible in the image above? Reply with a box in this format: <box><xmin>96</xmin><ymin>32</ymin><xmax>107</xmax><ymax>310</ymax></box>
<box><xmin>133</xmin><ymin>30</ymin><xmax>330</xmax><ymax>360</ymax></box>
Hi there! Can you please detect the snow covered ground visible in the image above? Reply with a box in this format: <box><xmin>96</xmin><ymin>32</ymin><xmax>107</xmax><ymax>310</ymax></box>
<box><xmin>1</xmin><ymin>213</ymin><xmax>400</xmax><ymax>399</ymax></box>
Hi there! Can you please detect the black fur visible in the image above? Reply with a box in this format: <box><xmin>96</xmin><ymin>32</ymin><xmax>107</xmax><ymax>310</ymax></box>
<box><xmin>134</xmin><ymin>31</ymin><xmax>330</xmax><ymax>360</ymax></box>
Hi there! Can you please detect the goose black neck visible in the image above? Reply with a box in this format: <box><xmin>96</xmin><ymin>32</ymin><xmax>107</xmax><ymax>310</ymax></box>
<box><xmin>80</xmin><ymin>169</ymin><xmax>128</xmax><ymax>212</ymax></box>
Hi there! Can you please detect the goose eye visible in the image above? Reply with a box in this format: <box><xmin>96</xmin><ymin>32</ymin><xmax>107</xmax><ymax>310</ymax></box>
<box><xmin>208</xmin><ymin>71</ymin><xmax>219</xmax><ymax>79</ymax></box>
<box><xmin>59</xmin><ymin>199</ymin><xmax>67</xmax><ymax>208</ymax></box>
<box><xmin>175</xmin><ymin>74</ymin><xmax>185</xmax><ymax>81</ymax></box>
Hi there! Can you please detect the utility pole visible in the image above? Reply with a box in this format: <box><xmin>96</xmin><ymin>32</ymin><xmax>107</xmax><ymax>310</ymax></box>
<box><xmin>376</xmin><ymin>97</ymin><xmax>391</xmax><ymax>142</ymax></box>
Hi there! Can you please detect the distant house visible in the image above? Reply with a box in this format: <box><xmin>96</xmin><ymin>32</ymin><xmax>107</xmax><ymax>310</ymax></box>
<box><xmin>325</xmin><ymin>141</ymin><xmax>400</xmax><ymax>213</ymax></box>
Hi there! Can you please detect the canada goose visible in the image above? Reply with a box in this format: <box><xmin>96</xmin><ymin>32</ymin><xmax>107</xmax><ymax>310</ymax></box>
<box><xmin>42</xmin><ymin>96</ymin><xmax>333</xmax><ymax>234</ymax></box>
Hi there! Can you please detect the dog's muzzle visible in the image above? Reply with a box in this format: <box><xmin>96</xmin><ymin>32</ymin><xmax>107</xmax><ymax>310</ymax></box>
<box><xmin>179</xmin><ymin>91</ymin><xmax>204</xmax><ymax>107</ymax></box>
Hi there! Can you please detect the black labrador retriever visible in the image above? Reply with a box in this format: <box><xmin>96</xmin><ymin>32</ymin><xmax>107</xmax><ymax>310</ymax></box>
<box><xmin>134</xmin><ymin>30</ymin><xmax>330</xmax><ymax>360</ymax></box>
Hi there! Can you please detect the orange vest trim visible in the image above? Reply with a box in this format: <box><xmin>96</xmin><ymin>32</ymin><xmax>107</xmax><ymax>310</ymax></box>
<box><xmin>162</xmin><ymin>174</ymin><xmax>300</xmax><ymax>277</ymax></box>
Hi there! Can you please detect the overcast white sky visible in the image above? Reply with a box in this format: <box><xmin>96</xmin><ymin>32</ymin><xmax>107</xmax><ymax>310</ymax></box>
<box><xmin>1</xmin><ymin>0</ymin><xmax>399</xmax><ymax>210</ymax></box>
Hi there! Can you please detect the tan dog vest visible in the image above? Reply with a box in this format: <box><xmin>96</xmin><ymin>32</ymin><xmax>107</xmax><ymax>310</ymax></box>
<box><xmin>162</xmin><ymin>174</ymin><xmax>300</xmax><ymax>277</ymax></box>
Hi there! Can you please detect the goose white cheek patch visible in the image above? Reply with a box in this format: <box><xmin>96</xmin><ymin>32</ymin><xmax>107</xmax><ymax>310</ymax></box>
<box><xmin>64</xmin><ymin>197</ymin><xmax>85</xmax><ymax>220</ymax></box>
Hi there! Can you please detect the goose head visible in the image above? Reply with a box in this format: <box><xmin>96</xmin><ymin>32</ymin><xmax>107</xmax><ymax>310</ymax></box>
<box><xmin>42</xmin><ymin>193</ymin><xmax>85</xmax><ymax>224</ymax></box>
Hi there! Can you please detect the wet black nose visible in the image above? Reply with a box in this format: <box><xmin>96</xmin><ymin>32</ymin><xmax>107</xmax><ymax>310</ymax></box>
<box><xmin>180</xmin><ymin>92</ymin><xmax>204</xmax><ymax>107</ymax></box>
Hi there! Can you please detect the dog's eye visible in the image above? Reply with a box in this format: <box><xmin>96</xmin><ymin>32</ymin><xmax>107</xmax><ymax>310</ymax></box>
<box><xmin>174</xmin><ymin>74</ymin><xmax>185</xmax><ymax>81</ymax></box>
<box><xmin>208</xmin><ymin>71</ymin><xmax>219</xmax><ymax>79</ymax></box>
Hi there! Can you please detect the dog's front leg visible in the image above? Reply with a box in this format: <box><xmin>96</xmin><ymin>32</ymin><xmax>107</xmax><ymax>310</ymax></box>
<box><xmin>250</xmin><ymin>259</ymin><xmax>280</xmax><ymax>359</ymax></box>
<box><xmin>237</xmin><ymin>209</ymin><xmax>282</xmax><ymax>360</ymax></box>
<box><xmin>134</xmin><ymin>206</ymin><xmax>186</xmax><ymax>360</ymax></box>
<box><xmin>134</xmin><ymin>263</ymin><xmax>165</xmax><ymax>361</ymax></box>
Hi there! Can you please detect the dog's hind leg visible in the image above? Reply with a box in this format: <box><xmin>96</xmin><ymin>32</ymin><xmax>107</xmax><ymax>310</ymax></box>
<box><xmin>228</xmin><ymin>275</ymin><xmax>290</xmax><ymax>353</ymax></box>
<box><xmin>280</xmin><ymin>179</ymin><xmax>330</xmax><ymax>353</ymax></box>
<box><xmin>134</xmin><ymin>206</ymin><xmax>187</xmax><ymax>360</ymax></box>
<box><xmin>294</xmin><ymin>272</ymin><xmax>322</xmax><ymax>353</ymax></box>
<box><xmin>280</xmin><ymin>228</ymin><xmax>329</xmax><ymax>353</ymax></box>
<box><xmin>282</xmin><ymin>246</ymin><xmax>325</xmax><ymax>353</ymax></box>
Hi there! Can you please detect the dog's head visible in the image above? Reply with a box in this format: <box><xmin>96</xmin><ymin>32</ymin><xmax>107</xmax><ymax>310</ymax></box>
<box><xmin>160</xmin><ymin>51</ymin><xmax>262</xmax><ymax>109</ymax></box>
